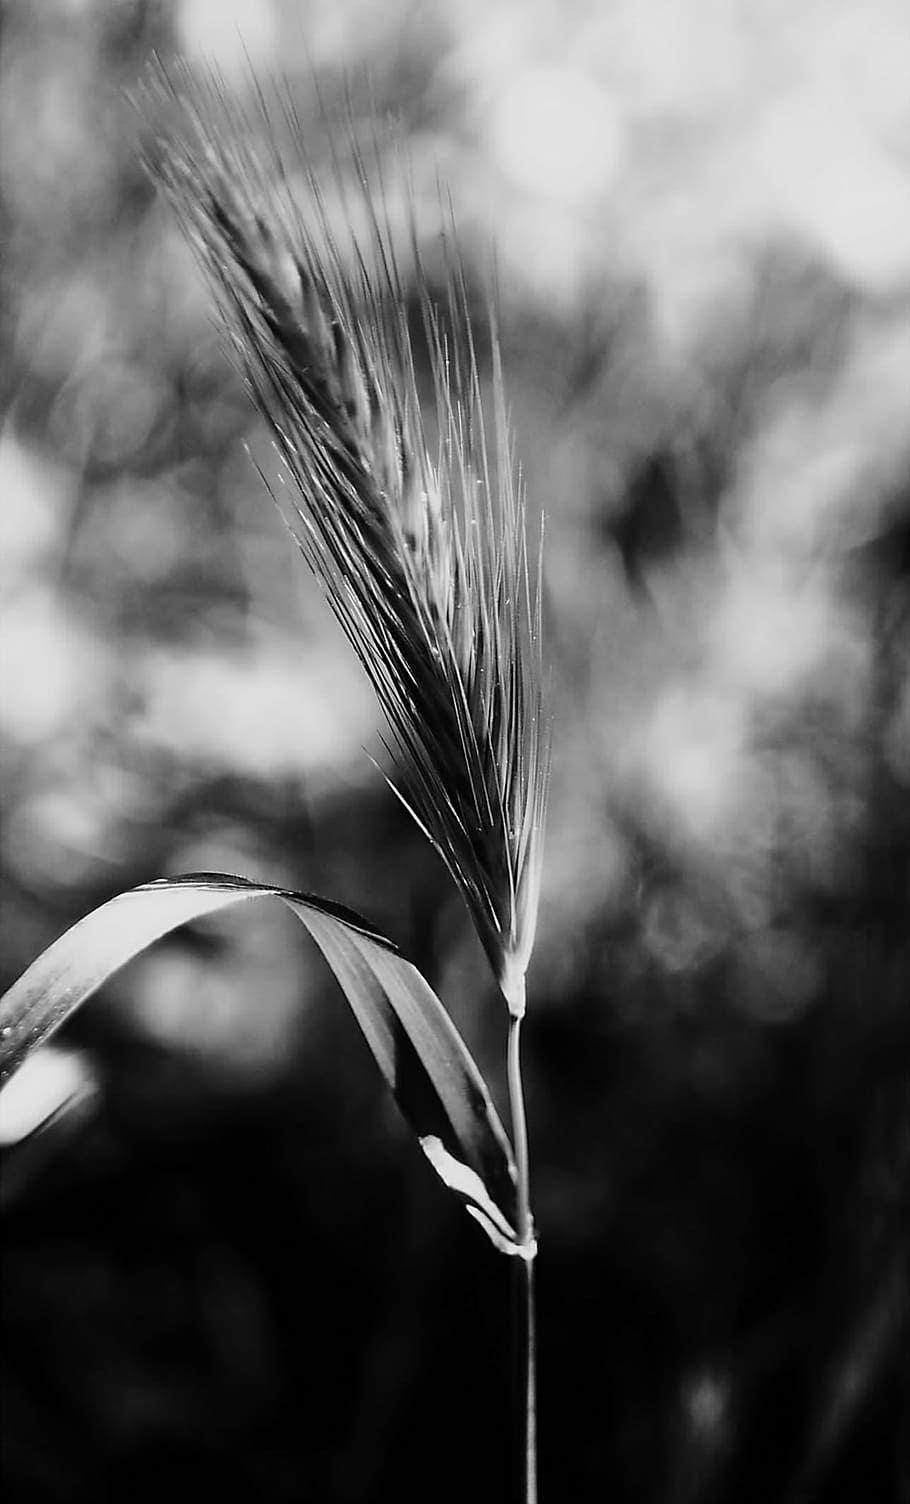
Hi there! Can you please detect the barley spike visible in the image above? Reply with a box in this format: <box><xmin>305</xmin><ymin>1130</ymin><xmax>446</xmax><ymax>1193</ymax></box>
<box><xmin>144</xmin><ymin>63</ymin><xmax>550</xmax><ymax>1005</ymax></box>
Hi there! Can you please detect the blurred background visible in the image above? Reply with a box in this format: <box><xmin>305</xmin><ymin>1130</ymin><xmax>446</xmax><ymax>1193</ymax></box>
<box><xmin>1</xmin><ymin>0</ymin><xmax>908</xmax><ymax>1499</ymax></box>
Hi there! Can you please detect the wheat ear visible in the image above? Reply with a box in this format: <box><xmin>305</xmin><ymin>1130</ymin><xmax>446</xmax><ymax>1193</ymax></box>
<box><xmin>145</xmin><ymin>67</ymin><xmax>549</xmax><ymax>1015</ymax></box>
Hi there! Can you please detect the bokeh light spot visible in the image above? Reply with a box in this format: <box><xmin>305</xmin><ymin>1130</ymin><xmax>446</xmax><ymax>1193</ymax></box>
<box><xmin>488</xmin><ymin>62</ymin><xmax>623</xmax><ymax>207</ymax></box>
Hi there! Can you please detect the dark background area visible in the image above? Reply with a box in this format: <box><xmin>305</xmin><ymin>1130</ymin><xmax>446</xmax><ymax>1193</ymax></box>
<box><xmin>1</xmin><ymin>2</ymin><xmax>909</xmax><ymax>1500</ymax></box>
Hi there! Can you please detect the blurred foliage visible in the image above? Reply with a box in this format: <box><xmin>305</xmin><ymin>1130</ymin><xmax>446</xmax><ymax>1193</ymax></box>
<box><xmin>1</xmin><ymin>0</ymin><xmax>909</xmax><ymax>1500</ymax></box>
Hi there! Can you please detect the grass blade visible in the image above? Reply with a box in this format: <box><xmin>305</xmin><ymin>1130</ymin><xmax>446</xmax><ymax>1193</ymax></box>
<box><xmin>0</xmin><ymin>873</ymin><xmax>519</xmax><ymax>1251</ymax></box>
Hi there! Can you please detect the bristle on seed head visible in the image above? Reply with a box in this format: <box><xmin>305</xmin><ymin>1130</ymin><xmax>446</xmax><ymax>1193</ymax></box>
<box><xmin>143</xmin><ymin>61</ymin><xmax>549</xmax><ymax>1008</ymax></box>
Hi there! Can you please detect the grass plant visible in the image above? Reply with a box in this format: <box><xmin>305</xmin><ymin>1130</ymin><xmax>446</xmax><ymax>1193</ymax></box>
<box><xmin>0</xmin><ymin>62</ymin><xmax>549</xmax><ymax>1504</ymax></box>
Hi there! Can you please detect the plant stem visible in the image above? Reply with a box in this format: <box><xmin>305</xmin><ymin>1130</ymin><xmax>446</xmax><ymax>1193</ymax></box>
<box><xmin>512</xmin><ymin>1235</ymin><xmax>537</xmax><ymax>1504</ymax></box>
<box><xmin>506</xmin><ymin>983</ymin><xmax>537</xmax><ymax>1504</ymax></box>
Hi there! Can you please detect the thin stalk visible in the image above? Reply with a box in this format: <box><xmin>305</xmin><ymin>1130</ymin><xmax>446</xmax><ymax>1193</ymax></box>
<box><xmin>506</xmin><ymin>979</ymin><xmax>537</xmax><ymax>1504</ymax></box>
<box><xmin>513</xmin><ymin>1247</ymin><xmax>537</xmax><ymax>1504</ymax></box>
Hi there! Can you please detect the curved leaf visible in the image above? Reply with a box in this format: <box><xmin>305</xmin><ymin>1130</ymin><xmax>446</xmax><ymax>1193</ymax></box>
<box><xmin>0</xmin><ymin>874</ymin><xmax>519</xmax><ymax>1251</ymax></box>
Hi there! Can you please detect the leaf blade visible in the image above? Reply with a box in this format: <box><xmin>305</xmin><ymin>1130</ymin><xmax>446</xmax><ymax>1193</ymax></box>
<box><xmin>0</xmin><ymin>874</ymin><xmax>519</xmax><ymax>1249</ymax></box>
